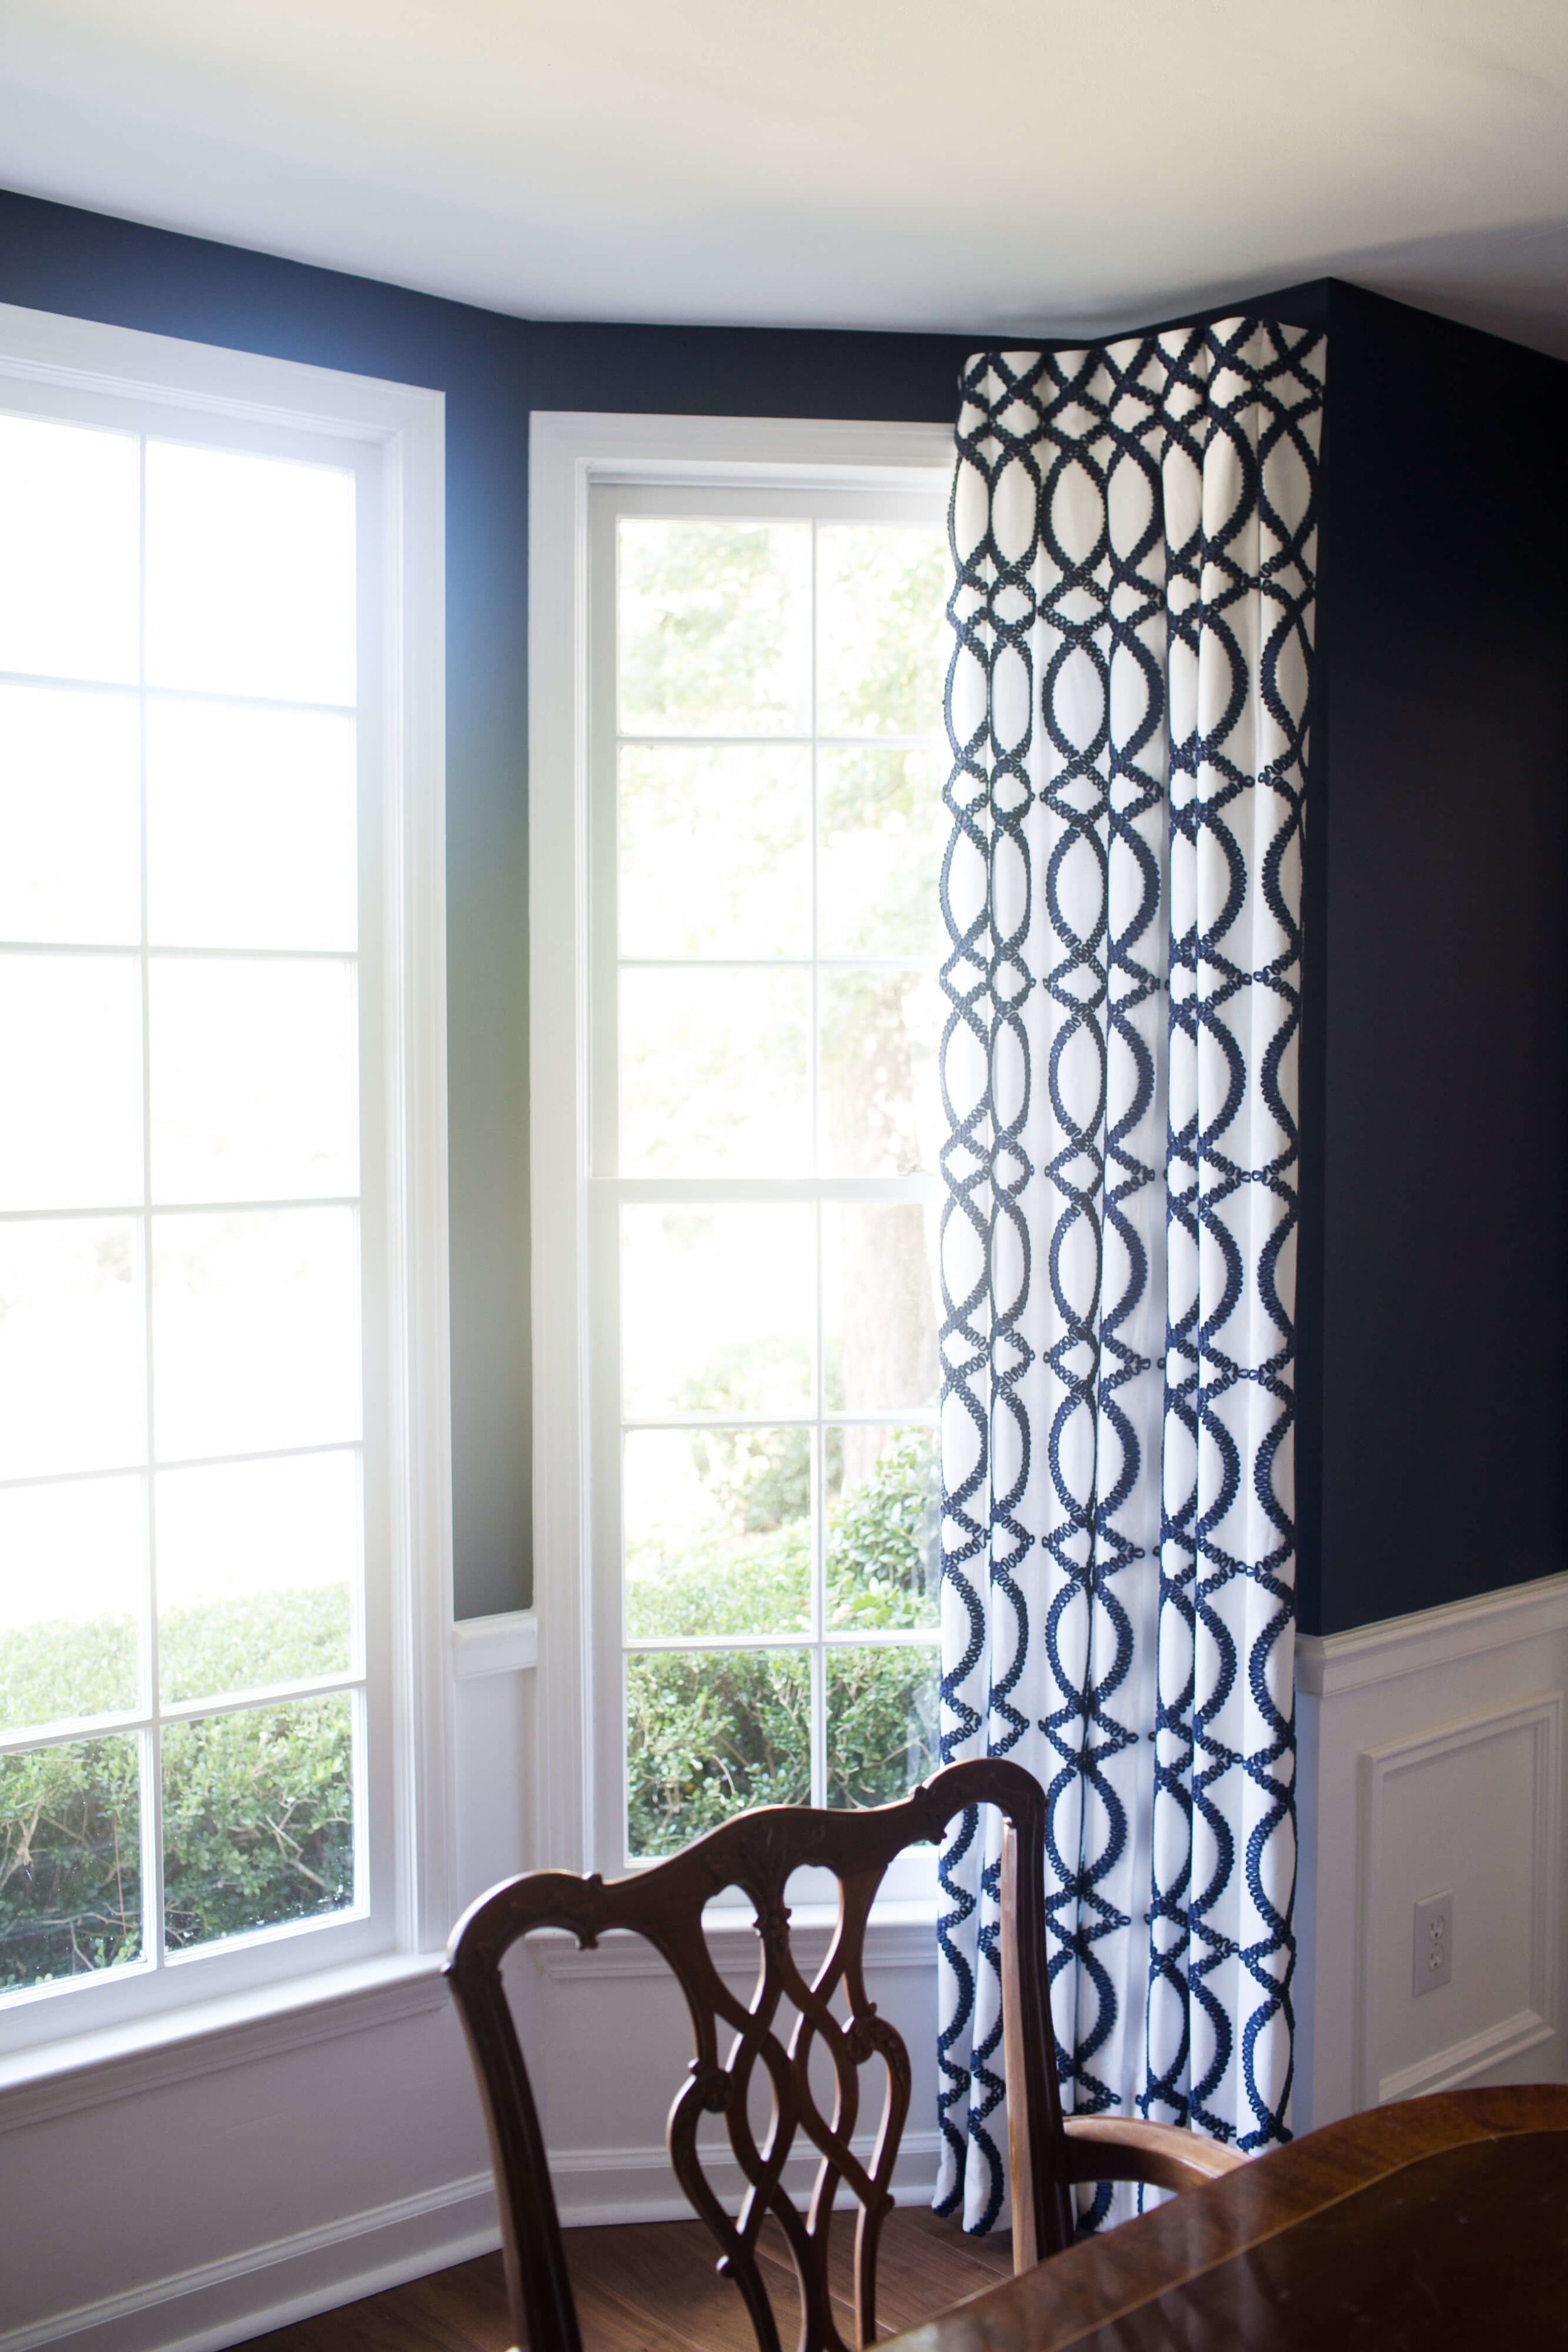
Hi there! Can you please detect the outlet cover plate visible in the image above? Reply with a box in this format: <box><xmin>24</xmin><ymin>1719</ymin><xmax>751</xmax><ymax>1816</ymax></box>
<box><xmin>1413</xmin><ymin>1889</ymin><xmax>1453</xmax><ymax>1997</ymax></box>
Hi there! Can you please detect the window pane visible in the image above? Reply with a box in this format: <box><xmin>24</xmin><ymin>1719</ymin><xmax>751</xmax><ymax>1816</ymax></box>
<box><xmin>624</xmin><ymin>1428</ymin><xmax>810</xmax><ymax>1641</ymax></box>
<box><xmin>618</xmin><ymin>520</ymin><xmax>810</xmax><ymax>737</ymax></box>
<box><xmin>823</xmin><ymin>1202</ymin><xmax>938</xmax><ymax>1412</ymax></box>
<box><xmin>145</xmin><ymin>444</ymin><xmax>356</xmax><ymax>706</ymax></box>
<box><xmin>151</xmin><ymin>959</ymin><xmax>358</xmax><ymax>1205</ymax></box>
<box><xmin>818</xmin><ymin>970</ymin><xmax>942</xmax><ymax>1176</ymax></box>
<box><xmin>0</xmin><ymin>1219</ymin><xmax>144</xmax><ymax>1480</ymax></box>
<box><xmin>151</xmin><ymin>1208</ymin><xmax>361</xmax><ymax>1461</ymax></box>
<box><xmin>0</xmin><ymin>1733</ymin><xmax>142</xmax><ymax>1991</ymax></box>
<box><xmin>626</xmin><ymin>1649</ymin><xmax>810</xmax><ymax>1859</ymax></box>
<box><xmin>815</xmin><ymin>524</ymin><xmax>946</xmax><ymax>739</ymax></box>
<box><xmin>622</xmin><ymin>1204</ymin><xmax>813</xmax><ymax>1419</ymax></box>
<box><xmin>147</xmin><ymin>701</ymin><xmax>358</xmax><ymax>951</ymax></box>
<box><xmin>620</xmin><ymin>968</ymin><xmax>809</xmax><ymax>1176</ymax></box>
<box><xmin>618</xmin><ymin>744</ymin><xmax>809</xmax><ymax>958</ymax></box>
<box><xmin>0</xmin><ymin>415</ymin><xmax>139</xmax><ymax>686</ymax></box>
<box><xmin>0</xmin><ymin>686</ymin><xmax>140</xmax><ymax>945</ymax></box>
<box><xmin>825</xmin><ymin>1427</ymin><xmax>939</xmax><ymax>1633</ymax></box>
<box><xmin>0</xmin><ymin>1477</ymin><xmax>144</xmax><ymax>1734</ymax></box>
<box><xmin>156</xmin><ymin>1451</ymin><xmax>358</xmax><ymax>1704</ymax></box>
<box><xmin>0</xmin><ymin>955</ymin><xmax>142</xmax><ymax>1211</ymax></box>
<box><xmin>825</xmin><ymin>1646</ymin><xmax>938</xmax><ymax>1809</ymax></box>
<box><xmin>162</xmin><ymin>1693</ymin><xmax>355</xmax><ymax>1951</ymax></box>
<box><xmin>818</xmin><ymin>748</ymin><xmax>946</xmax><ymax>958</ymax></box>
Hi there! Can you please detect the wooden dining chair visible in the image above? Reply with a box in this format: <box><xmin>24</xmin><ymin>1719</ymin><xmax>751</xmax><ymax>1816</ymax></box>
<box><xmin>444</xmin><ymin>1755</ymin><xmax>1243</xmax><ymax>2352</ymax></box>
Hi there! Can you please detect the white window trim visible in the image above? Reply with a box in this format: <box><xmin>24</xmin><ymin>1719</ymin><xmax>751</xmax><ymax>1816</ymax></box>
<box><xmin>0</xmin><ymin>300</ymin><xmax>455</xmax><ymax>2056</ymax></box>
<box><xmin>528</xmin><ymin>410</ymin><xmax>954</xmax><ymax>1880</ymax></box>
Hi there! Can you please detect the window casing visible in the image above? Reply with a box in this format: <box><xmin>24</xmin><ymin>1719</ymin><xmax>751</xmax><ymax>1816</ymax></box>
<box><xmin>529</xmin><ymin>415</ymin><xmax>953</xmax><ymax>1902</ymax></box>
<box><xmin>0</xmin><ymin>304</ymin><xmax>450</xmax><ymax>2057</ymax></box>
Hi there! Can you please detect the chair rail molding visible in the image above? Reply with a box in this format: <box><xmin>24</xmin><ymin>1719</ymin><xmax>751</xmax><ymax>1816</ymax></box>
<box><xmin>452</xmin><ymin>1609</ymin><xmax>540</xmax><ymax>1678</ymax></box>
<box><xmin>1296</xmin><ymin>1569</ymin><xmax>1568</xmax><ymax>1695</ymax></box>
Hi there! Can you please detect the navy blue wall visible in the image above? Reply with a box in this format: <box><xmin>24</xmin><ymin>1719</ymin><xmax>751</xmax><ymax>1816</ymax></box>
<box><xmin>1297</xmin><ymin>283</ymin><xmax>1568</xmax><ymax>1634</ymax></box>
<box><xmin>4</xmin><ymin>193</ymin><xmax>1562</xmax><ymax>1636</ymax></box>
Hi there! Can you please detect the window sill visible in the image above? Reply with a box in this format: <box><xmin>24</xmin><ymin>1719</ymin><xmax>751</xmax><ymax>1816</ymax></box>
<box><xmin>0</xmin><ymin>1950</ymin><xmax>448</xmax><ymax>2132</ymax></box>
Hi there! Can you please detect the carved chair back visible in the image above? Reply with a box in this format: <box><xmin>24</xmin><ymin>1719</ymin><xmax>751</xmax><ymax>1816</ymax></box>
<box><xmin>445</xmin><ymin>1757</ymin><xmax>1070</xmax><ymax>2352</ymax></box>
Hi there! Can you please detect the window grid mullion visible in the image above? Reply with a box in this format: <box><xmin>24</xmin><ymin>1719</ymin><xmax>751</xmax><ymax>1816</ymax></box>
<box><xmin>0</xmin><ymin>1666</ymin><xmax>367</xmax><ymax>1759</ymax></box>
<box><xmin>135</xmin><ymin>424</ymin><xmax>167</xmax><ymax>1977</ymax></box>
<box><xmin>0</xmin><ymin>1193</ymin><xmax>363</xmax><ymax>1225</ymax></box>
<box><xmin>0</xmin><ymin>945</ymin><xmax>361</xmax><ymax>966</ymax></box>
<box><xmin>0</xmin><ymin>664</ymin><xmax>356</xmax><ymax>722</ymax></box>
<box><xmin>0</xmin><ymin>1436</ymin><xmax>365</xmax><ymax>1496</ymax></box>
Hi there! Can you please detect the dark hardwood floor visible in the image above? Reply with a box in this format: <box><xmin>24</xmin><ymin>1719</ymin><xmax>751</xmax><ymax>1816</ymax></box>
<box><xmin>245</xmin><ymin>2208</ymin><xmax>1014</xmax><ymax>2351</ymax></box>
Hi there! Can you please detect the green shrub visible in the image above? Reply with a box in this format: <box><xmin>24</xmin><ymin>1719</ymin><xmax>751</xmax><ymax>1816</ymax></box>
<box><xmin>0</xmin><ymin>1736</ymin><xmax>141</xmax><ymax>1988</ymax></box>
<box><xmin>0</xmin><ymin>1437</ymin><xmax>943</xmax><ymax>1979</ymax></box>
<box><xmin>0</xmin><ymin>1595</ymin><xmax>354</xmax><ymax>1991</ymax></box>
<box><xmin>161</xmin><ymin>1695</ymin><xmax>352</xmax><ymax>1952</ymax></box>
<box><xmin>626</xmin><ymin>1433</ymin><xmax>939</xmax><ymax>1855</ymax></box>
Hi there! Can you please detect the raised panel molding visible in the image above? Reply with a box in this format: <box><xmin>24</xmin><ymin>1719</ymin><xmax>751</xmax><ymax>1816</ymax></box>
<box><xmin>1355</xmin><ymin>1691</ymin><xmax>1562</xmax><ymax>2109</ymax></box>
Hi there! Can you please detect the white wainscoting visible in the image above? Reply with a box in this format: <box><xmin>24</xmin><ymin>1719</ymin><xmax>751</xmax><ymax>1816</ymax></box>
<box><xmin>1296</xmin><ymin>1571</ymin><xmax>1568</xmax><ymax>2134</ymax></box>
<box><xmin>8</xmin><ymin>1576</ymin><xmax>1566</xmax><ymax>2351</ymax></box>
<box><xmin>0</xmin><ymin>1611</ymin><xmax>942</xmax><ymax>2352</ymax></box>
<box><xmin>0</xmin><ymin>1619</ymin><xmax>537</xmax><ymax>2352</ymax></box>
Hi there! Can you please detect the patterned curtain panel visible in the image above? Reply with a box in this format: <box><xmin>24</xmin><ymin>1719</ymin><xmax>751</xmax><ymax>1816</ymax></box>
<box><xmin>936</xmin><ymin>319</ymin><xmax>1326</xmax><ymax>2232</ymax></box>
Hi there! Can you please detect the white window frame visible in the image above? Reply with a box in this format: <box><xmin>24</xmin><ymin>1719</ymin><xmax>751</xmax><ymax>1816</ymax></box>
<box><xmin>0</xmin><ymin>301</ymin><xmax>453</xmax><ymax>2058</ymax></box>
<box><xmin>528</xmin><ymin>411</ymin><xmax>953</xmax><ymax>1888</ymax></box>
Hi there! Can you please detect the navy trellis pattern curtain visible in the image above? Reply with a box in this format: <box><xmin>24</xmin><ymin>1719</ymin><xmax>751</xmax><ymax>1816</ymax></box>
<box><xmin>935</xmin><ymin>319</ymin><xmax>1326</xmax><ymax>2230</ymax></box>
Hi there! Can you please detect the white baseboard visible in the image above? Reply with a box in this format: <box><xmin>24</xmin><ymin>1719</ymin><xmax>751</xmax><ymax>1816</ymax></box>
<box><xmin>0</xmin><ymin>2136</ymin><xmax>945</xmax><ymax>2352</ymax></box>
<box><xmin>0</xmin><ymin>2172</ymin><xmax>500</xmax><ymax>2352</ymax></box>
<box><xmin>1376</xmin><ymin>2008</ymin><xmax>1556</xmax><ymax>2104</ymax></box>
<box><xmin>550</xmin><ymin>2127</ymin><xmax>943</xmax><ymax>2227</ymax></box>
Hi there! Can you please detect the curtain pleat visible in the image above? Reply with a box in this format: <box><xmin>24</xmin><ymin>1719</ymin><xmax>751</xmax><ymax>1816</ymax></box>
<box><xmin>936</xmin><ymin>320</ymin><xmax>1325</xmax><ymax>2232</ymax></box>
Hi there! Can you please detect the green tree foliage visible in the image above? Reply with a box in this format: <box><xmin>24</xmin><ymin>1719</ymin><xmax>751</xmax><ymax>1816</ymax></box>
<box><xmin>162</xmin><ymin>1698</ymin><xmax>352</xmax><ymax>1952</ymax></box>
<box><xmin>825</xmin><ymin>1648</ymin><xmax>939</xmax><ymax>1812</ymax></box>
<box><xmin>0</xmin><ymin>1735</ymin><xmax>140</xmax><ymax>1988</ymax></box>
<box><xmin>816</xmin><ymin>526</ymin><xmax>948</xmax><ymax>738</ymax></box>
<box><xmin>1</xmin><ymin>1444</ymin><xmax>941</xmax><ymax>1979</ymax></box>
<box><xmin>627</xmin><ymin>1434</ymin><xmax>939</xmax><ymax>1857</ymax></box>
<box><xmin>0</xmin><ymin>1592</ymin><xmax>353</xmax><ymax>1991</ymax></box>
<box><xmin>627</xmin><ymin>1649</ymin><xmax>812</xmax><ymax>1859</ymax></box>
<box><xmin>825</xmin><ymin>1429</ymin><xmax>938</xmax><ymax>1630</ymax></box>
<box><xmin>618</xmin><ymin>522</ymin><xmax>807</xmax><ymax>734</ymax></box>
<box><xmin>1</xmin><ymin>1613</ymin><xmax>137</xmax><ymax>1732</ymax></box>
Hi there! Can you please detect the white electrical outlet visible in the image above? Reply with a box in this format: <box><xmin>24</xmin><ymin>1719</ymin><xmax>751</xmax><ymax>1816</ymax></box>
<box><xmin>1412</xmin><ymin>1890</ymin><xmax>1453</xmax><ymax>1996</ymax></box>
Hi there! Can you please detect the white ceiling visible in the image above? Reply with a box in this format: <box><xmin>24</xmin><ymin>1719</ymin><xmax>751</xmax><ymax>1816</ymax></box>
<box><xmin>6</xmin><ymin>0</ymin><xmax>1568</xmax><ymax>353</ymax></box>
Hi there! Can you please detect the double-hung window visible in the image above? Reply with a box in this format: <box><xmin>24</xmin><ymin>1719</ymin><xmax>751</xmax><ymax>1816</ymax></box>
<box><xmin>0</xmin><ymin>306</ymin><xmax>448</xmax><ymax>2051</ymax></box>
<box><xmin>531</xmin><ymin>416</ymin><xmax>953</xmax><ymax>1889</ymax></box>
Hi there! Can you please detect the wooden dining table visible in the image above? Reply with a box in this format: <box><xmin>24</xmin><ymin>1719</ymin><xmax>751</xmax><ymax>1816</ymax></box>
<box><xmin>887</xmin><ymin>2086</ymin><xmax>1568</xmax><ymax>2349</ymax></box>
